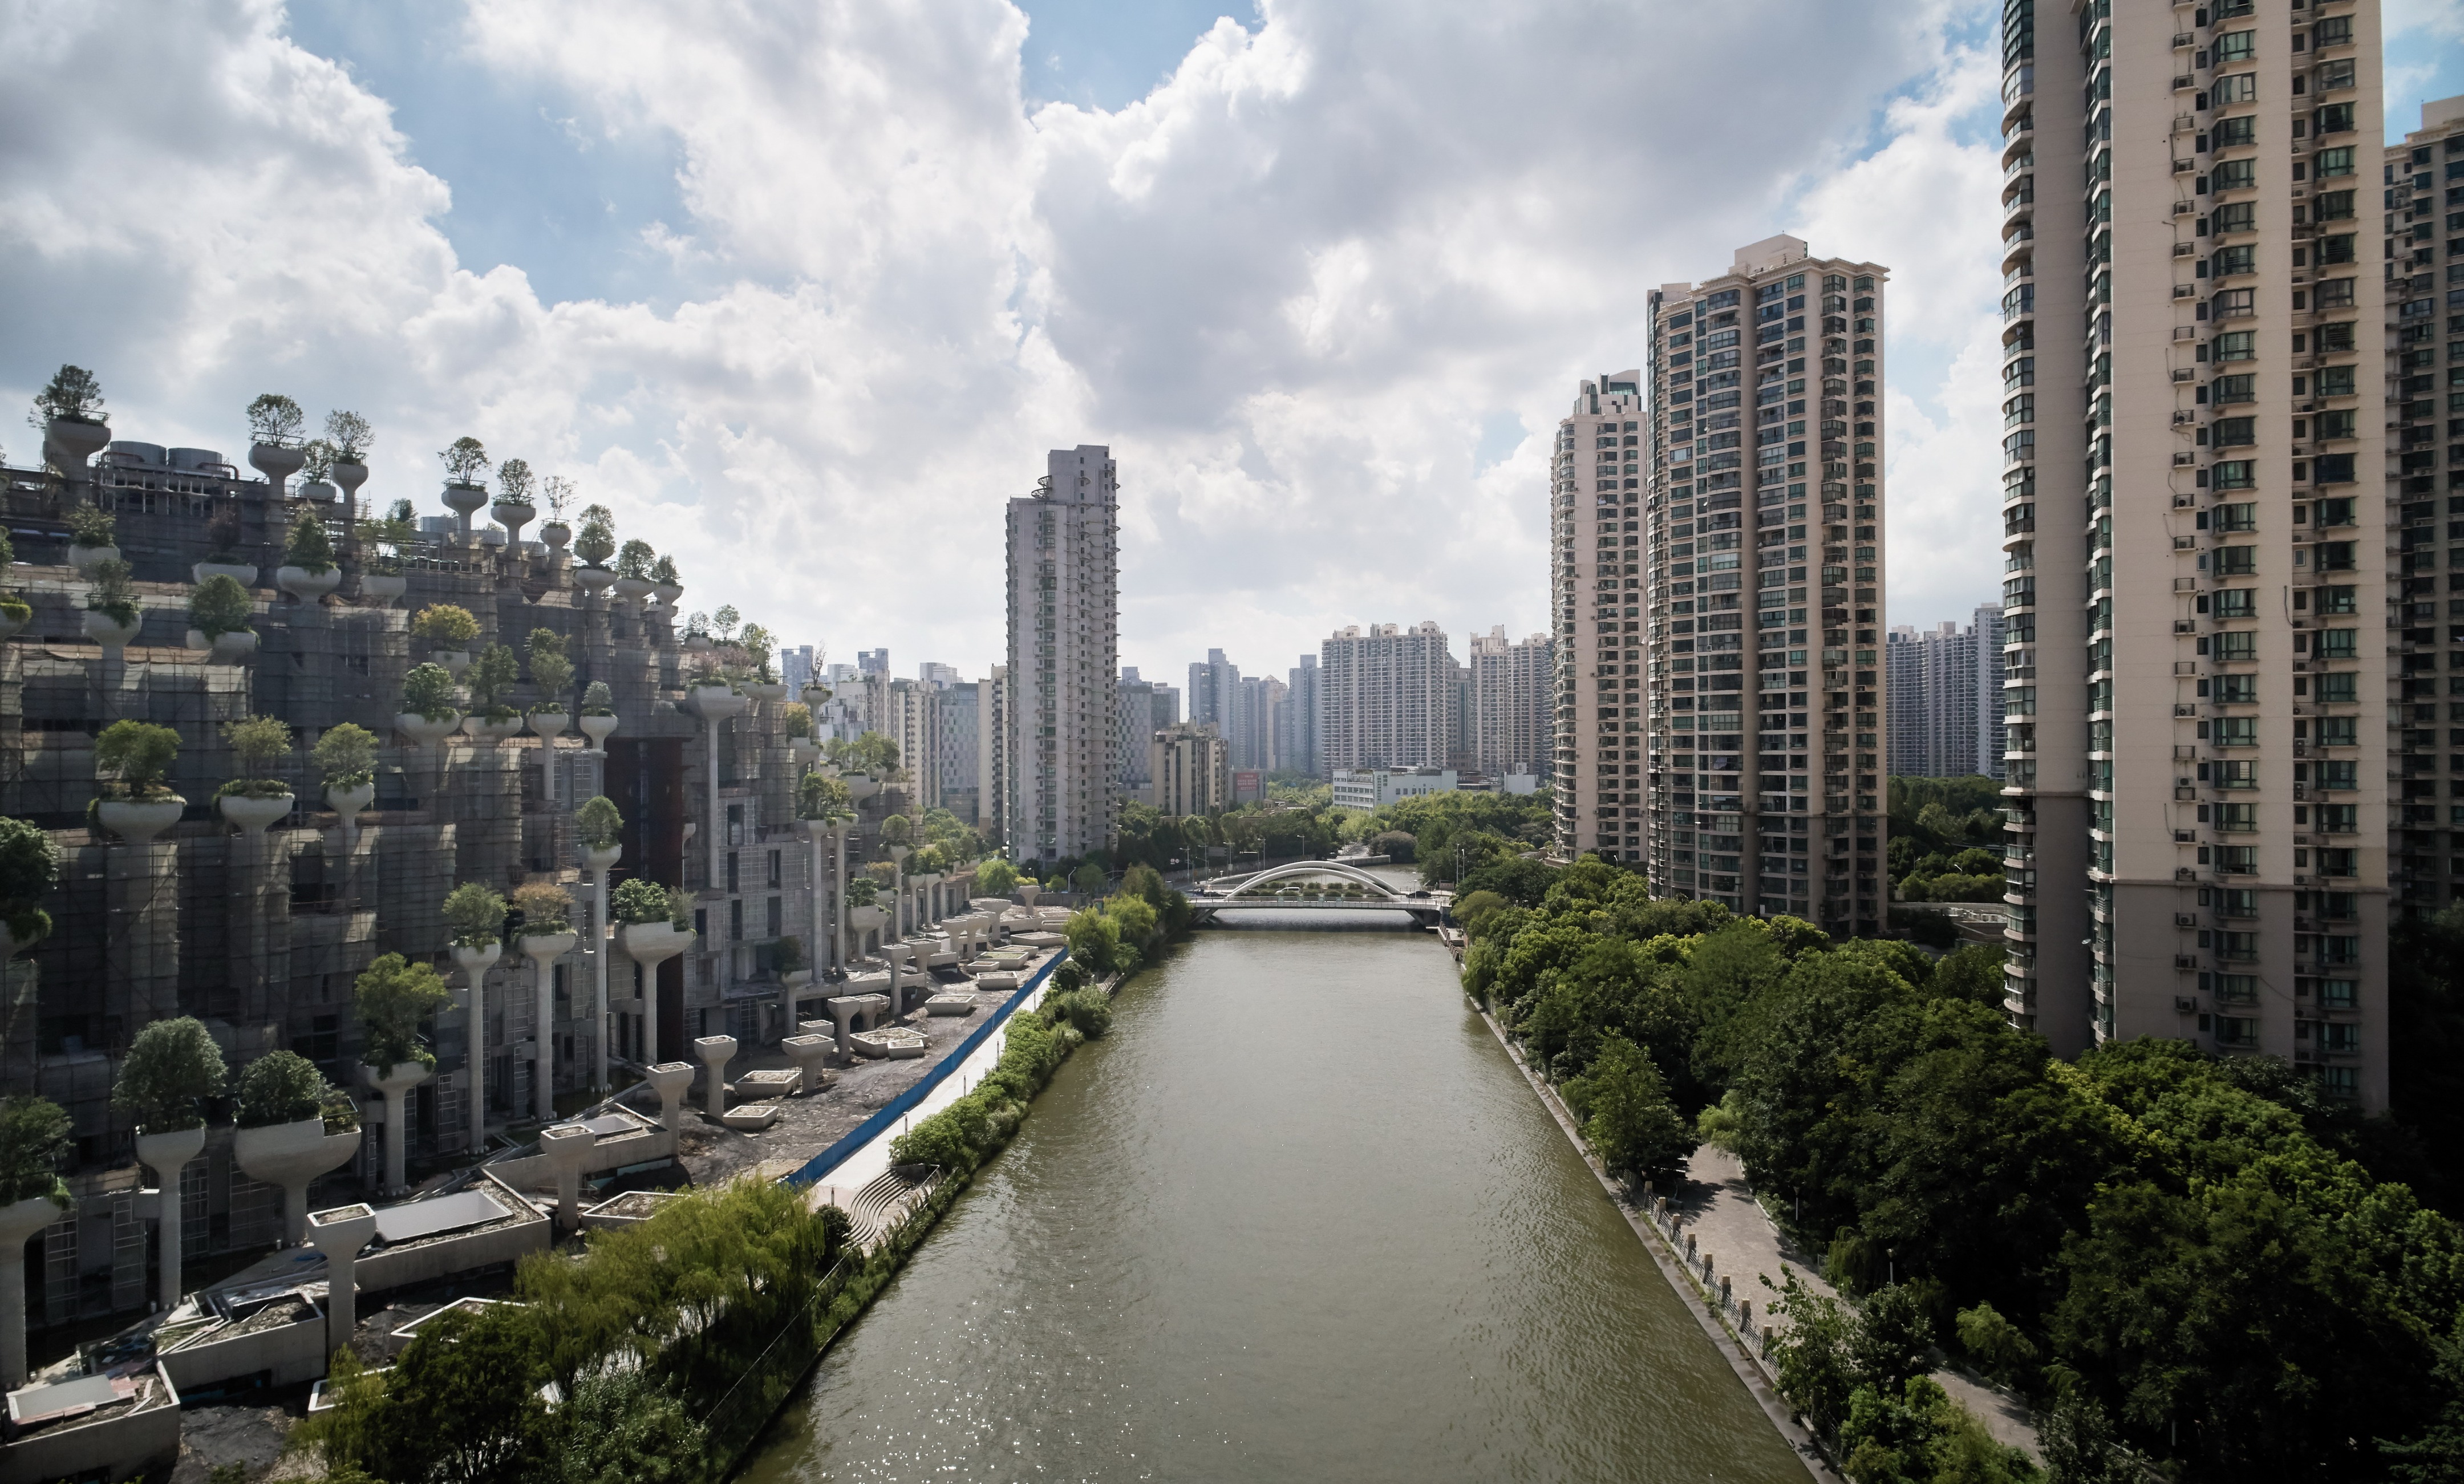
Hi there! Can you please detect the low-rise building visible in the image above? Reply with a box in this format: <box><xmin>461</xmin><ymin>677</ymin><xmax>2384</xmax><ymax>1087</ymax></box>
<box><xmin>1332</xmin><ymin>767</ymin><xmax>1458</xmax><ymax>811</ymax></box>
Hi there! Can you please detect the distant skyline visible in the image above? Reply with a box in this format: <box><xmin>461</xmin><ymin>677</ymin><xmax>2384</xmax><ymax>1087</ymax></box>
<box><xmin>4</xmin><ymin>1</ymin><xmax>2457</xmax><ymax>684</ymax></box>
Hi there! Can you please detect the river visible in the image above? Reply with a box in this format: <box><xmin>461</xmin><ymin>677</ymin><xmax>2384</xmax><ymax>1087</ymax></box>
<box><xmin>740</xmin><ymin>909</ymin><xmax>1809</xmax><ymax>1483</ymax></box>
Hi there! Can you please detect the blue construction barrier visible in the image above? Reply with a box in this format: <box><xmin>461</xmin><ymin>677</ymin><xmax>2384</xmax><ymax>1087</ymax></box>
<box><xmin>779</xmin><ymin>948</ymin><xmax>1070</xmax><ymax>1190</ymax></box>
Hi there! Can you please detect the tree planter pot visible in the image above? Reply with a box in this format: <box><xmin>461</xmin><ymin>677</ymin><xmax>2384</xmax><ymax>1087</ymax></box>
<box><xmin>0</xmin><ymin>920</ymin><xmax>40</xmax><ymax>962</ymax></box>
<box><xmin>277</xmin><ymin>566</ymin><xmax>341</xmax><ymax>601</ymax></box>
<box><xmin>682</xmin><ymin>635</ymin><xmax>713</xmax><ymax>654</ymax></box>
<box><xmin>44</xmin><ymin>416</ymin><xmax>111</xmax><ymax>478</ymax></box>
<box><xmin>653</xmin><ymin>581</ymin><xmax>682</xmax><ymax>609</ymax></box>
<box><xmin>618</xmin><ymin>922</ymin><xmax>692</xmax><ymax>964</ymax></box>
<box><xmin>249</xmin><ymin>441</ymin><xmax>306</xmax><ymax>495</ymax></box>
<box><xmin>611</xmin><ymin>576</ymin><xmax>654</xmax><ymax>606</ymax></box>
<box><xmin>99</xmin><ymin>797</ymin><xmax>184</xmax><ymax>842</ymax></box>
<box><xmin>360</xmin><ymin>1061</ymin><xmax>432</xmax><ymax>1196</ymax></box>
<box><xmin>0</xmin><ymin>610</ymin><xmax>24</xmax><ymax>643</ymax></box>
<box><xmin>135</xmin><ymin>1125</ymin><xmax>208</xmax><ymax>1310</ymax></box>
<box><xmin>431</xmin><ymin>649</ymin><xmax>471</xmax><ymax>675</ymax></box>
<box><xmin>573</xmin><ymin>566</ymin><xmax>617</xmax><ymax>597</ymax></box>
<box><xmin>578</xmin><ymin>714</ymin><xmax>618</xmax><ymax>751</ymax></box>
<box><xmin>217</xmin><ymin>793</ymin><xmax>294</xmax><ymax>833</ymax></box>
<box><xmin>441</xmin><ymin>481</ymin><xmax>488</xmax><ymax>528</ymax></box>
<box><xmin>527</xmin><ymin>709</ymin><xmax>570</xmax><ymax>739</ymax></box>
<box><xmin>358</xmin><ymin>574</ymin><xmax>406</xmax><ymax>607</ymax></box>
<box><xmin>83</xmin><ymin>608</ymin><xmax>142</xmax><ymax>650</ymax></box>
<box><xmin>233</xmin><ymin>1116</ymin><xmax>362</xmax><ymax>1246</ymax></box>
<box><xmin>789</xmin><ymin>739</ymin><xmax>818</xmax><ymax>766</ymax></box>
<box><xmin>687</xmin><ymin>684</ymin><xmax>748</xmax><ymax>720</ymax></box>
<box><xmin>462</xmin><ymin>715</ymin><xmax>525</xmax><ymax>744</ymax></box>
<box><xmin>330</xmin><ymin>461</ymin><xmax>368</xmax><ymax>504</ymax></box>
<box><xmin>0</xmin><ymin>1194</ymin><xmax>66</xmax><ymax>1388</ymax></box>
<box><xmin>295</xmin><ymin>478</ymin><xmax>338</xmax><ymax>504</ymax></box>
<box><xmin>491</xmin><ymin>502</ymin><xmax>534</xmax><ymax>544</ymax></box>
<box><xmin>326</xmin><ymin>781</ymin><xmax>375</xmax><ymax>851</ymax></box>
<box><xmin>396</xmin><ymin>712</ymin><xmax>459</xmax><ymax>748</ymax></box>
<box><xmin>192</xmin><ymin>561</ymin><xmax>256</xmax><ymax>586</ymax></box>
<box><xmin>540</xmin><ymin>522</ymin><xmax>572</xmax><ymax>551</ymax></box>
<box><xmin>744</xmin><ymin>682</ymin><xmax>788</xmax><ymax>702</ymax></box>
<box><xmin>450</xmin><ymin>943</ymin><xmax>501</xmax><ymax>1155</ymax></box>
<box><xmin>187</xmin><ymin>627</ymin><xmax>258</xmax><ymax>664</ymax></box>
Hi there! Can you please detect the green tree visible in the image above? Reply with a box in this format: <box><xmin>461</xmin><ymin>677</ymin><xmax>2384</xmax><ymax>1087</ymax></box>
<box><xmin>188</xmin><ymin>573</ymin><xmax>253</xmax><ymax>637</ymax></box>
<box><xmin>975</xmin><ymin>858</ymin><xmax>1019</xmax><ymax>897</ymax></box>
<box><xmin>355</xmin><ymin>954</ymin><xmax>451</xmax><ymax>1069</ymax></box>
<box><xmin>309</xmin><ymin>1301</ymin><xmax>550</xmax><ymax>1484</ymax></box>
<box><xmin>95</xmin><ymin>719</ymin><xmax>180</xmax><ymax>798</ymax></box>
<box><xmin>0</xmin><ymin>1097</ymin><xmax>72</xmax><ymax>1207</ymax></box>
<box><xmin>469</xmin><ymin>643</ymin><xmax>521</xmax><ymax>716</ymax></box>
<box><xmin>234</xmin><ymin>1050</ymin><xmax>327</xmax><ymax>1129</ymax></box>
<box><xmin>550</xmin><ymin>1368</ymin><xmax>708</xmax><ymax>1484</ymax></box>
<box><xmin>443</xmin><ymin>883</ymin><xmax>507</xmax><ymax>947</ymax></box>
<box><xmin>312</xmin><ymin>722</ymin><xmax>379</xmax><ymax>791</ymax></box>
<box><xmin>111</xmin><ymin>1016</ymin><xmax>228</xmax><ymax>1131</ymax></box>
<box><xmin>1065</xmin><ymin>907</ymin><xmax>1120</xmax><ymax>976</ymax></box>
<box><xmin>1564</xmin><ymin>1034</ymin><xmax>1695</xmax><ymax>1181</ymax></box>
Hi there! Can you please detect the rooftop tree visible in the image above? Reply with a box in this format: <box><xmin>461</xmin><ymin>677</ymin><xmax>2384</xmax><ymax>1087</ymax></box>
<box><xmin>111</xmin><ymin>1016</ymin><xmax>228</xmax><ymax>1132</ymax></box>
<box><xmin>355</xmin><ymin>954</ymin><xmax>451</xmax><ymax>1071</ymax></box>
<box><xmin>245</xmin><ymin>394</ymin><xmax>305</xmax><ymax>448</ymax></box>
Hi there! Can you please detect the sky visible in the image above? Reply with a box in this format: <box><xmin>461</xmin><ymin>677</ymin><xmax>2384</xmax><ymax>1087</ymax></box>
<box><xmin>2</xmin><ymin>0</ymin><xmax>2458</xmax><ymax>688</ymax></box>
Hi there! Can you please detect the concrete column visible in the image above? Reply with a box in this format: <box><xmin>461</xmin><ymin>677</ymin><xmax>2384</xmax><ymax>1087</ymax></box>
<box><xmin>539</xmin><ymin>1124</ymin><xmax>597</xmax><ymax>1232</ymax></box>
<box><xmin>646</xmin><ymin>1062</ymin><xmax>694</xmax><ymax>1134</ymax></box>
<box><xmin>584</xmin><ymin>845</ymin><xmax>621</xmax><ymax>1092</ymax></box>
<box><xmin>134</xmin><ymin>1127</ymin><xmax>205</xmax><ymax>1313</ymax></box>
<box><xmin>0</xmin><ymin>1197</ymin><xmax>61</xmax><ymax>1388</ymax></box>
<box><xmin>523</xmin><ymin>932</ymin><xmax>578</xmax><ymax>1124</ymax></box>
<box><xmin>833</xmin><ymin>820</ymin><xmax>851</xmax><ymax>972</ymax></box>
<box><xmin>452</xmin><ymin>943</ymin><xmax>503</xmax><ymax>1155</ymax></box>
<box><xmin>362</xmin><ymin>1061</ymin><xmax>431</xmax><ymax>1197</ymax></box>
<box><xmin>305</xmin><ymin>1204</ymin><xmax>376</xmax><ymax>1358</ymax></box>
<box><xmin>693</xmin><ymin>1035</ymin><xmax>736</xmax><ymax>1120</ymax></box>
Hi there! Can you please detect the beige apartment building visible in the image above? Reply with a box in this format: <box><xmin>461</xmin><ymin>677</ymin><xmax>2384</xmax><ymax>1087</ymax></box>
<box><xmin>1631</xmin><ymin>236</ymin><xmax>1891</xmax><ymax>938</ymax></box>
<box><xmin>1550</xmin><ymin>372</ymin><xmax>1648</xmax><ymax>861</ymax></box>
<box><xmin>2386</xmin><ymin>97</ymin><xmax>2464</xmax><ymax>915</ymax></box>
<box><xmin>1004</xmin><ymin>447</ymin><xmax>1121</xmax><ymax>866</ymax></box>
<box><xmin>1469</xmin><ymin>626</ymin><xmax>1554</xmax><ymax>780</ymax></box>
<box><xmin>1149</xmin><ymin>722</ymin><xmax>1231</xmax><ymax>817</ymax></box>
<box><xmin>1999</xmin><ymin>0</ymin><xmax>2387</xmax><ymax>1105</ymax></box>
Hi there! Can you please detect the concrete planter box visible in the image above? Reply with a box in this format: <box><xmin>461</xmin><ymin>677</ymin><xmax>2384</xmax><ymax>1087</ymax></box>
<box><xmin>719</xmin><ymin>1104</ymin><xmax>781</xmax><ymax>1131</ymax></box>
<box><xmin>925</xmin><ymin>993</ymin><xmax>978</xmax><ymax>1016</ymax></box>
<box><xmin>850</xmin><ymin>1029</ymin><xmax>925</xmax><ymax>1060</ymax></box>
<box><xmin>96</xmin><ymin>798</ymin><xmax>183</xmax><ymax>844</ymax></box>
<box><xmin>483</xmin><ymin>1110</ymin><xmax>672</xmax><ymax>1193</ymax></box>
<box><xmin>358</xmin><ymin>574</ymin><xmax>406</xmax><ymax>607</ymax></box>
<box><xmin>386</xmin><ymin>1296</ymin><xmax>517</xmax><ymax>1359</ymax></box>
<box><xmin>275</xmin><ymin>566</ymin><xmax>341</xmax><ymax>601</ymax></box>
<box><xmin>155</xmin><ymin>1293</ymin><xmax>327</xmax><ymax>1392</ymax></box>
<box><xmin>736</xmin><ymin>1068</ymin><xmax>803</xmax><ymax>1100</ymax></box>
<box><xmin>351</xmin><ymin>1177</ymin><xmax>548</xmax><ymax>1298</ymax></box>
<box><xmin>1</xmin><ymin>1363</ymin><xmax>180</xmax><ymax>1484</ymax></box>
<box><xmin>580</xmin><ymin>1190</ymin><xmax>682</xmax><ymax>1231</ymax></box>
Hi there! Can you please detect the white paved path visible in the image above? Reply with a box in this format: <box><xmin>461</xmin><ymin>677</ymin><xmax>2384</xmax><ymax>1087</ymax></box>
<box><xmin>801</xmin><ymin>954</ymin><xmax>1060</xmax><ymax>1215</ymax></box>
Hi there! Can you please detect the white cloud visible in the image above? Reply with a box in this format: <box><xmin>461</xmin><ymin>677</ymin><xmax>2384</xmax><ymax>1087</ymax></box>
<box><xmin>0</xmin><ymin>0</ymin><xmax>2015</xmax><ymax>688</ymax></box>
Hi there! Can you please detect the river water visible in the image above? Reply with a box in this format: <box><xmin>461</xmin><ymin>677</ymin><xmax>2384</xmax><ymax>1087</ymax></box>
<box><xmin>741</xmin><ymin>911</ymin><xmax>1807</xmax><ymax>1484</ymax></box>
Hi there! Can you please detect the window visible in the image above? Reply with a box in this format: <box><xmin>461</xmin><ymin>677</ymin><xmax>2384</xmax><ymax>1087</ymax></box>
<box><xmin>2317</xmin><ymin>629</ymin><xmax>2357</xmax><ymax>658</ymax></box>
<box><xmin>2213</xmin><ymin>717</ymin><xmax>2255</xmax><ymax>746</ymax></box>
<box><xmin>2215</xmin><ymin>546</ymin><xmax>2256</xmax><ymax>575</ymax></box>
<box><xmin>2212</xmin><ymin>374</ymin><xmax>2255</xmax><ymax>404</ymax></box>
<box><xmin>2315</xmin><ymin>190</ymin><xmax>2354</xmax><ymax>221</ymax></box>
<box><xmin>2315</xmin><ymin>279</ymin><xmax>2355</xmax><ymax>312</ymax></box>
<box><xmin>2214</xmin><ymin>460</ymin><xmax>2255</xmax><ymax>489</ymax></box>
<box><xmin>2213</xmin><ymin>329</ymin><xmax>2255</xmax><ymax>360</ymax></box>
<box><xmin>2317</xmin><ymin>409</ymin><xmax>2357</xmax><ymax>440</ymax></box>
<box><xmin>2316</xmin><ymin>363</ymin><xmax>2356</xmax><ymax>395</ymax></box>
<box><xmin>2318</xmin><ymin>233</ymin><xmax>2356</xmax><ymax>264</ymax></box>
<box><xmin>2212</xmin><ymin>158</ymin><xmax>2257</xmax><ymax>191</ymax></box>
<box><xmin>2213</xmin><ymin>115</ymin><xmax>2257</xmax><ymax>148</ymax></box>
<box><xmin>2316</xmin><ymin>453</ymin><xmax>2356</xmax><ymax>484</ymax></box>
<box><xmin>2216</xmin><ymin>802</ymin><xmax>2257</xmax><ymax>832</ymax></box>
<box><xmin>2212</xmin><ymin>288</ymin><xmax>2255</xmax><ymax>319</ymax></box>
<box><xmin>2315</xmin><ymin>103</ymin><xmax>2355</xmax><ymax>135</ymax></box>
<box><xmin>2212</xmin><ymin>202</ymin><xmax>2256</xmax><ymax>234</ymax></box>
<box><xmin>2215</xmin><ymin>674</ymin><xmax>2258</xmax><ymax>703</ymax></box>
<box><xmin>2212</xmin><ymin>74</ymin><xmax>2256</xmax><ymax>105</ymax></box>
<box><xmin>2315</xmin><ymin>147</ymin><xmax>2354</xmax><ymax>177</ymax></box>
<box><xmin>2312</xmin><ymin>15</ymin><xmax>2351</xmax><ymax>47</ymax></box>
<box><xmin>2319</xmin><ymin>715</ymin><xmax>2358</xmax><ymax>745</ymax></box>
<box><xmin>2215</xmin><ymin>589</ymin><xmax>2256</xmax><ymax>618</ymax></box>
<box><xmin>2215</xmin><ymin>502</ymin><xmax>2255</xmax><ymax>532</ymax></box>
<box><xmin>2317</xmin><ymin>672</ymin><xmax>2357</xmax><ymax>703</ymax></box>
<box><xmin>2315</xmin><ymin>321</ymin><xmax>2354</xmax><ymax>352</ymax></box>
<box><xmin>2215</xmin><ymin>630</ymin><xmax>2258</xmax><ymax>661</ymax></box>
<box><xmin>2211</xmin><ymin>245</ymin><xmax>2256</xmax><ymax>277</ymax></box>
<box><xmin>2315</xmin><ymin>59</ymin><xmax>2356</xmax><ymax>91</ymax></box>
<box><xmin>2215</xmin><ymin>30</ymin><xmax>2256</xmax><ymax>62</ymax></box>
<box><xmin>2212</xmin><ymin>416</ymin><xmax>2256</xmax><ymax>447</ymax></box>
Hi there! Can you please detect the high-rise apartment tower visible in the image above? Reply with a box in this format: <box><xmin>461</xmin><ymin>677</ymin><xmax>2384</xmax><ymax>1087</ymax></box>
<box><xmin>1321</xmin><ymin>622</ymin><xmax>1454</xmax><ymax>773</ymax></box>
<box><xmin>1470</xmin><ymin>626</ymin><xmax>1554</xmax><ymax>779</ymax></box>
<box><xmin>1886</xmin><ymin>606</ymin><xmax>2005</xmax><ymax>780</ymax></box>
<box><xmin>1550</xmin><ymin>371</ymin><xmax>1647</xmax><ymax>859</ymax></box>
<box><xmin>1634</xmin><ymin>236</ymin><xmax>1891</xmax><ymax>936</ymax></box>
<box><xmin>1004</xmin><ymin>447</ymin><xmax>1121</xmax><ymax>864</ymax></box>
<box><xmin>2385</xmin><ymin>97</ymin><xmax>2464</xmax><ymax>918</ymax></box>
<box><xmin>1997</xmin><ymin>0</ymin><xmax>2386</xmax><ymax>1106</ymax></box>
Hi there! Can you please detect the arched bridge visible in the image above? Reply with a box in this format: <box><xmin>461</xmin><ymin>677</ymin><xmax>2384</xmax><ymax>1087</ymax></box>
<box><xmin>1189</xmin><ymin>861</ymin><xmax>1447</xmax><ymax>927</ymax></box>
